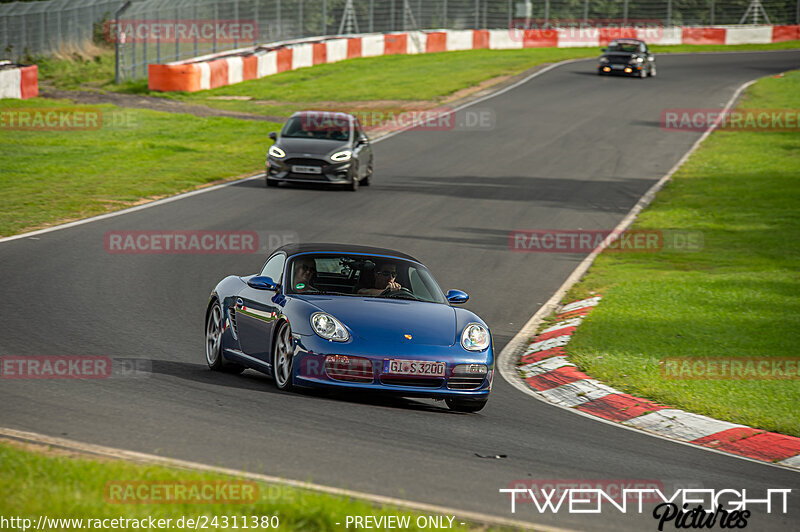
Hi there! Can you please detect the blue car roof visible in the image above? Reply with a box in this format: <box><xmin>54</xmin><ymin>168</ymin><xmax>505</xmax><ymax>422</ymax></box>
<box><xmin>275</xmin><ymin>243</ymin><xmax>420</xmax><ymax>263</ymax></box>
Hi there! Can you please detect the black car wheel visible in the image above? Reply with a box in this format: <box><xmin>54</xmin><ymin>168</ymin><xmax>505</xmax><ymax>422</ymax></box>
<box><xmin>347</xmin><ymin>167</ymin><xmax>359</xmax><ymax>191</ymax></box>
<box><xmin>360</xmin><ymin>160</ymin><xmax>373</xmax><ymax>186</ymax></box>
<box><xmin>445</xmin><ymin>397</ymin><xmax>488</xmax><ymax>413</ymax></box>
<box><xmin>639</xmin><ymin>68</ymin><xmax>647</xmax><ymax>79</ymax></box>
<box><xmin>206</xmin><ymin>301</ymin><xmax>244</xmax><ymax>374</ymax></box>
<box><xmin>272</xmin><ymin>321</ymin><xmax>294</xmax><ymax>390</ymax></box>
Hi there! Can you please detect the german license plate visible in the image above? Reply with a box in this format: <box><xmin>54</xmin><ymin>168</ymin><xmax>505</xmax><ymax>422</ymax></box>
<box><xmin>383</xmin><ymin>359</ymin><xmax>446</xmax><ymax>377</ymax></box>
<box><xmin>292</xmin><ymin>165</ymin><xmax>322</xmax><ymax>174</ymax></box>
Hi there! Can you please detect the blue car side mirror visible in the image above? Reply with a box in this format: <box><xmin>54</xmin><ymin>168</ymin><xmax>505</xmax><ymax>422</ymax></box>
<box><xmin>446</xmin><ymin>289</ymin><xmax>469</xmax><ymax>304</ymax></box>
<box><xmin>247</xmin><ymin>276</ymin><xmax>280</xmax><ymax>291</ymax></box>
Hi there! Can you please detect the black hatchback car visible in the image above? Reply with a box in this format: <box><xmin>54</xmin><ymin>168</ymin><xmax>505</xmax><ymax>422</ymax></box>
<box><xmin>597</xmin><ymin>39</ymin><xmax>656</xmax><ymax>78</ymax></box>
<box><xmin>266</xmin><ymin>111</ymin><xmax>373</xmax><ymax>191</ymax></box>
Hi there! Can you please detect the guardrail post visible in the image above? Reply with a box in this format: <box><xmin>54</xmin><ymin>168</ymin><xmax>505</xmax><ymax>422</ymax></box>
<box><xmin>323</xmin><ymin>0</ymin><xmax>327</xmax><ymax>35</ymax></box>
<box><xmin>115</xmin><ymin>1</ymin><xmax>132</xmax><ymax>84</ymax></box>
<box><xmin>369</xmin><ymin>0</ymin><xmax>374</xmax><ymax>32</ymax></box>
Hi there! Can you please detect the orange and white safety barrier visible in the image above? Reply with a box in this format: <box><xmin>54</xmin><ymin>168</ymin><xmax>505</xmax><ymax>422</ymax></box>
<box><xmin>148</xmin><ymin>25</ymin><xmax>800</xmax><ymax>92</ymax></box>
<box><xmin>0</xmin><ymin>63</ymin><xmax>38</xmax><ymax>99</ymax></box>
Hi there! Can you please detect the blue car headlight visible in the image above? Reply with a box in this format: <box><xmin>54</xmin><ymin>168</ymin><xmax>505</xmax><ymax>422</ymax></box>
<box><xmin>461</xmin><ymin>323</ymin><xmax>490</xmax><ymax>351</ymax></box>
<box><xmin>311</xmin><ymin>312</ymin><xmax>349</xmax><ymax>342</ymax></box>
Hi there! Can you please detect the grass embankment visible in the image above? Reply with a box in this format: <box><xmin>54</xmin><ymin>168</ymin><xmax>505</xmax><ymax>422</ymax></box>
<box><xmin>0</xmin><ymin>98</ymin><xmax>282</xmax><ymax>237</ymax></box>
<box><xmin>0</xmin><ymin>441</ymin><xmax>504</xmax><ymax>531</ymax></box>
<box><xmin>562</xmin><ymin>70</ymin><xmax>800</xmax><ymax>436</ymax></box>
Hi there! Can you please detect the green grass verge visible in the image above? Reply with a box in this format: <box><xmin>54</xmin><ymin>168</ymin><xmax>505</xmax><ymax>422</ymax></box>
<box><xmin>0</xmin><ymin>98</ymin><xmax>280</xmax><ymax>237</ymax></box>
<box><xmin>0</xmin><ymin>442</ymin><xmax>505</xmax><ymax>531</ymax></box>
<box><xmin>562</xmin><ymin>69</ymin><xmax>800</xmax><ymax>437</ymax></box>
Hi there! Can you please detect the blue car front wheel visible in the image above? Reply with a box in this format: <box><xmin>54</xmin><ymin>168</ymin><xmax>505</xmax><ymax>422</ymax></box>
<box><xmin>272</xmin><ymin>321</ymin><xmax>295</xmax><ymax>391</ymax></box>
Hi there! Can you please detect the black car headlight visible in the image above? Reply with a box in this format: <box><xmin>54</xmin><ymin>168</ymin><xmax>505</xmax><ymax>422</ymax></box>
<box><xmin>311</xmin><ymin>312</ymin><xmax>349</xmax><ymax>342</ymax></box>
<box><xmin>461</xmin><ymin>323</ymin><xmax>490</xmax><ymax>351</ymax></box>
<box><xmin>268</xmin><ymin>145</ymin><xmax>286</xmax><ymax>159</ymax></box>
<box><xmin>330</xmin><ymin>150</ymin><xmax>352</xmax><ymax>162</ymax></box>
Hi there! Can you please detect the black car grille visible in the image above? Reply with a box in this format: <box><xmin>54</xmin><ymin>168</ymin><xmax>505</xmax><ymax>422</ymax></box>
<box><xmin>379</xmin><ymin>376</ymin><xmax>444</xmax><ymax>388</ymax></box>
<box><xmin>285</xmin><ymin>157</ymin><xmax>326</xmax><ymax>167</ymax></box>
<box><xmin>447</xmin><ymin>376</ymin><xmax>485</xmax><ymax>390</ymax></box>
<box><xmin>608</xmin><ymin>56</ymin><xmax>633</xmax><ymax>64</ymax></box>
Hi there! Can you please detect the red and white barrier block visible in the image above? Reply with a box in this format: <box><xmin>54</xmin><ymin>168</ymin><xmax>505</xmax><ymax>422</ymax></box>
<box><xmin>148</xmin><ymin>25</ymin><xmax>800</xmax><ymax>92</ymax></box>
<box><xmin>518</xmin><ymin>296</ymin><xmax>800</xmax><ymax>468</ymax></box>
<box><xmin>0</xmin><ymin>63</ymin><xmax>38</xmax><ymax>99</ymax></box>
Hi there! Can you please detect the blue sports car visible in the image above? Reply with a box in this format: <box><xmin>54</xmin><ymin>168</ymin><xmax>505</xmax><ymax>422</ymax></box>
<box><xmin>205</xmin><ymin>244</ymin><xmax>493</xmax><ymax>412</ymax></box>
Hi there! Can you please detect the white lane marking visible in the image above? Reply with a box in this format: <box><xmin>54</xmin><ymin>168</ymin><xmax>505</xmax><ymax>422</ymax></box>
<box><xmin>538</xmin><ymin>379</ymin><xmax>617</xmax><ymax>407</ymax></box>
<box><xmin>540</xmin><ymin>317</ymin><xmax>584</xmax><ymax>335</ymax></box>
<box><xmin>779</xmin><ymin>454</ymin><xmax>800</xmax><ymax>468</ymax></box>
<box><xmin>624</xmin><ymin>410</ymin><xmax>745</xmax><ymax>442</ymax></box>
<box><xmin>0</xmin><ymin>427</ymin><xmax>575</xmax><ymax>532</ymax></box>
<box><xmin>519</xmin><ymin>356</ymin><xmax>574</xmax><ymax>378</ymax></box>
<box><xmin>496</xmin><ymin>75</ymin><xmax>800</xmax><ymax>472</ymax></box>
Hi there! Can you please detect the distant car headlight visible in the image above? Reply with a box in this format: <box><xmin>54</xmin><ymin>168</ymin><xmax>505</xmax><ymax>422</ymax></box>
<box><xmin>268</xmin><ymin>145</ymin><xmax>286</xmax><ymax>159</ymax></box>
<box><xmin>330</xmin><ymin>150</ymin><xmax>352</xmax><ymax>162</ymax></box>
<box><xmin>599</xmin><ymin>57</ymin><xmax>609</xmax><ymax>63</ymax></box>
<box><xmin>311</xmin><ymin>312</ymin><xmax>349</xmax><ymax>342</ymax></box>
<box><xmin>461</xmin><ymin>323</ymin><xmax>490</xmax><ymax>352</ymax></box>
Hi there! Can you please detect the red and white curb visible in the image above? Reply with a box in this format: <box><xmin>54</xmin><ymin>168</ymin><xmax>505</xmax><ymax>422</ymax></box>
<box><xmin>148</xmin><ymin>24</ymin><xmax>800</xmax><ymax>92</ymax></box>
<box><xmin>0</xmin><ymin>62</ymin><xmax>38</xmax><ymax>99</ymax></box>
<box><xmin>517</xmin><ymin>295</ymin><xmax>800</xmax><ymax>469</ymax></box>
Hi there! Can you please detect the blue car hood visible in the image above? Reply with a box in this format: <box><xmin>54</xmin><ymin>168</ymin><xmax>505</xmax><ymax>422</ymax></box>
<box><xmin>296</xmin><ymin>295</ymin><xmax>458</xmax><ymax>346</ymax></box>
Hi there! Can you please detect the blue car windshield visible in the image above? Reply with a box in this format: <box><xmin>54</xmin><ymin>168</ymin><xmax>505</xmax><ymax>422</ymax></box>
<box><xmin>286</xmin><ymin>254</ymin><xmax>447</xmax><ymax>304</ymax></box>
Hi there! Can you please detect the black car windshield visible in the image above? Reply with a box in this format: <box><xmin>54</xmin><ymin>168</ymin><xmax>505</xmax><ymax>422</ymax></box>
<box><xmin>607</xmin><ymin>42</ymin><xmax>641</xmax><ymax>53</ymax></box>
<box><xmin>281</xmin><ymin>114</ymin><xmax>351</xmax><ymax>141</ymax></box>
<box><xmin>286</xmin><ymin>254</ymin><xmax>447</xmax><ymax>304</ymax></box>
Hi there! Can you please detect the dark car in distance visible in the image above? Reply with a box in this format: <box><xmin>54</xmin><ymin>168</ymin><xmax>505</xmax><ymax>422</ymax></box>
<box><xmin>597</xmin><ymin>39</ymin><xmax>656</xmax><ymax>78</ymax></box>
<box><xmin>266</xmin><ymin>111</ymin><xmax>373</xmax><ymax>191</ymax></box>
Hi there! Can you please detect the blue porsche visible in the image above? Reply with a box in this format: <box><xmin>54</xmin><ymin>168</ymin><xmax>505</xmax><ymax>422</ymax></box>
<box><xmin>205</xmin><ymin>244</ymin><xmax>493</xmax><ymax>412</ymax></box>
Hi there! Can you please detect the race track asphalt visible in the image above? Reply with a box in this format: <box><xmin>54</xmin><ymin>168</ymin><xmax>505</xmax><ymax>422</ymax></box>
<box><xmin>1</xmin><ymin>50</ymin><xmax>799</xmax><ymax>531</ymax></box>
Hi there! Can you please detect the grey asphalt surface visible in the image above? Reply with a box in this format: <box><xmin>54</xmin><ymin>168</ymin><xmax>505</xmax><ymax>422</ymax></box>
<box><xmin>2</xmin><ymin>51</ymin><xmax>799</xmax><ymax>531</ymax></box>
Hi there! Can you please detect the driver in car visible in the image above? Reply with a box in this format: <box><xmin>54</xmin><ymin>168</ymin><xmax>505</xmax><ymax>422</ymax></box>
<box><xmin>292</xmin><ymin>257</ymin><xmax>317</xmax><ymax>292</ymax></box>
<box><xmin>358</xmin><ymin>262</ymin><xmax>404</xmax><ymax>295</ymax></box>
